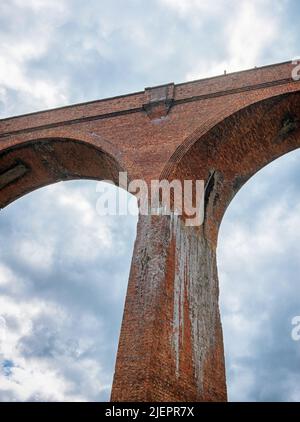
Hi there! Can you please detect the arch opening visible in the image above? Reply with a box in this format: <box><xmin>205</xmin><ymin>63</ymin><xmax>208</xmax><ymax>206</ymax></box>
<box><xmin>0</xmin><ymin>137</ymin><xmax>138</xmax><ymax>401</ymax></box>
<box><xmin>217</xmin><ymin>148</ymin><xmax>300</xmax><ymax>401</ymax></box>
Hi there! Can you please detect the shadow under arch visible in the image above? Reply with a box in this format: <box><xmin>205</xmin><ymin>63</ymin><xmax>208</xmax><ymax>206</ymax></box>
<box><xmin>0</xmin><ymin>137</ymin><xmax>130</xmax><ymax>209</ymax></box>
<box><xmin>216</xmin><ymin>148</ymin><xmax>300</xmax><ymax>401</ymax></box>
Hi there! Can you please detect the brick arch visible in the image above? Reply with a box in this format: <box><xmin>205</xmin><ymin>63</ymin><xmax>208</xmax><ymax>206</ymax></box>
<box><xmin>162</xmin><ymin>90</ymin><xmax>300</xmax><ymax>244</ymax></box>
<box><xmin>0</xmin><ymin>136</ymin><xmax>128</xmax><ymax>209</ymax></box>
<box><xmin>160</xmin><ymin>90</ymin><xmax>300</xmax><ymax>182</ymax></box>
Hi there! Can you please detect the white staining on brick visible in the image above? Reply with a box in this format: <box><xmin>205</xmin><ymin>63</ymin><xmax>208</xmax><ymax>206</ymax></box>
<box><xmin>133</xmin><ymin>213</ymin><xmax>218</xmax><ymax>392</ymax></box>
<box><xmin>172</xmin><ymin>214</ymin><xmax>185</xmax><ymax>376</ymax></box>
<box><xmin>170</xmin><ymin>215</ymin><xmax>218</xmax><ymax>391</ymax></box>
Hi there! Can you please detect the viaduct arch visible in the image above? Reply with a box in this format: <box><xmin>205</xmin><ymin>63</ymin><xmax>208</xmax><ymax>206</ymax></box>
<box><xmin>0</xmin><ymin>61</ymin><xmax>299</xmax><ymax>401</ymax></box>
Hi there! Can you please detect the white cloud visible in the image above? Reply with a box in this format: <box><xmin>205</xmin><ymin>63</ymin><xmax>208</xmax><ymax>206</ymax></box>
<box><xmin>0</xmin><ymin>0</ymin><xmax>69</xmax><ymax>115</ymax></box>
<box><xmin>15</xmin><ymin>239</ymin><xmax>54</xmax><ymax>273</ymax></box>
<box><xmin>185</xmin><ymin>0</ymin><xmax>285</xmax><ymax>80</ymax></box>
<box><xmin>160</xmin><ymin>0</ymin><xmax>229</xmax><ymax>17</ymax></box>
<box><xmin>0</xmin><ymin>291</ymin><xmax>112</xmax><ymax>401</ymax></box>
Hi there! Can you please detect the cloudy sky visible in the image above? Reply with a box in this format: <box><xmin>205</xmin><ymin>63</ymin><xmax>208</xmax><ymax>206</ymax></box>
<box><xmin>0</xmin><ymin>0</ymin><xmax>300</xmax><ymax>402</ymax></box>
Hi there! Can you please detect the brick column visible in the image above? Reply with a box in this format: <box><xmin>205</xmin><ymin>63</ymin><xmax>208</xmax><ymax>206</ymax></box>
<box><xmin>110</xmin><ymin>213</ymin><xmax>227</xmax><ymax>402</ymax></box>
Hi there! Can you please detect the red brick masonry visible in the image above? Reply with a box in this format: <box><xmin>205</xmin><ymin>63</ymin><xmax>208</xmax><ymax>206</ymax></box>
<box><xmin>1</xmin><ymin>61</ymin><xmax>300</xmax><ymax>401</ymax></box>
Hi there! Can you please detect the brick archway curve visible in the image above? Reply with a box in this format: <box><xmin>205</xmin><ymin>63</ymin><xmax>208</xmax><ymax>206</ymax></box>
<box><xmin>164</xmin><ymin>91</ymin><xmax>300</xmax><ymax>244</ymax></box>
<box><xmin>0</xmin><ymin>130</ymin><xmax>130</xmax><ymax>209</ymax></box>
<box><xmin>160</xmin><ymin>90</ymin><xmax>300</xmax><ymax>182</ymax></box>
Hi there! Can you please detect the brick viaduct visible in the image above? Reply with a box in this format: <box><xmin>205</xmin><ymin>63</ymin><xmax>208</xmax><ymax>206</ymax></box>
<box><xmin>0</xmin><ymin>61</ymin><xmax>300</xmax><ymax>401</ymax></box>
